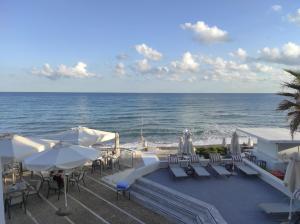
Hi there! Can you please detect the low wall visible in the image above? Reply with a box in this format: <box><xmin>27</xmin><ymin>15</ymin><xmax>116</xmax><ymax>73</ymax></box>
<box><xmin>244</xmin><ymin>159</ymin><xmax>290</xmax><ymax>196</ymax></box>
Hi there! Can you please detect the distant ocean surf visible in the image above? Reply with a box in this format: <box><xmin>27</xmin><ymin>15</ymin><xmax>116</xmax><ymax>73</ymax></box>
<box><xmin>0</xmin><ymin>92</ymin><xmax>287</xmax><ymax>146</ymax></box>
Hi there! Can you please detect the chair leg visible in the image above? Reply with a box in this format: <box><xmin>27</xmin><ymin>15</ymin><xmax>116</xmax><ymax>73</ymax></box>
<box><xmin>76</xmin><ymin>182</ymin><xmax>80</xmax><ymax>192</ymax></box>
<box><xmin>82</xmin><ymin>179</ymin><xmax>86</xmax><ymax>186</ymax></box>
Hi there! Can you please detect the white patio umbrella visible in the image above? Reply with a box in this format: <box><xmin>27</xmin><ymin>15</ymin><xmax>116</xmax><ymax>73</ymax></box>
<box><xmin>230</xmin><ymin>132</ymin><xmax>241</xmax><ymax>155</ymax></box>
<box><xmin>114</xmin><ymin>133</ymin><xmax>120</xmax><ymax>156</ymax></box>
<box><xmin>0</xmin><ymin>133</ymin><xmax>57</xmax><ymax>164</ymax></box>
<box><xmin>48</xmin><ymin>126</ymin><xmax>116</xmax><ymax>147</ymax></box>
<box><xmin>182</xmin><ymin>130</ymin><xmax>193</xmax><ymax>155</ymax></box>
<box><xmin>284</xmin><ymin>153</ymin><xmax>300</xmax><ymax>220</ymax></box>
<box><xmin>23</xmin><ymin>143</ymin><xmax>99</xmax><ymax>215</ymax></box>
<box><xmin>178</xmin><ymin>137</ymin><xmax>184</xmax><ymax>154</ymax></box>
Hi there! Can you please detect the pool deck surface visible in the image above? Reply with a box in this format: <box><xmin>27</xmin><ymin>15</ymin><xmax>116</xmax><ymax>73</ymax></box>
<box><xmin>145</xmin><ymin>168</ymin><xmax>289</xmax><ymax>224</ymax></box>
<box><xmin>5</xmin><ymin>169</ymin><xmax>172</xmax><ymax>224</ymax></box>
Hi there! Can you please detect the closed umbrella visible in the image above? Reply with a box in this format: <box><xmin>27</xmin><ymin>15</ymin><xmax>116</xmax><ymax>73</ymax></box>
<box><xmin>178</xmin><ymin>137</ymin><xmax>184</xmax><ymax>154</ymax></box>
<box><xmin>230</xmin><ymin>132</ymin><xmax>241</xmax><ymax>155</ymax></box>
<box><xmin>247</xmin><ymin>137</ymin><xmax>253</xmax><ymax>148</ymax></box>
<box><xmin>23</xmin><ymin>143</ymin><xmax>99</xmax><ymax>215</ymax></box>
<box><xmin>183</xmin><ymin>130</ymin><xmax>193</xmax><ymax>155</ymax></box>
<box><xmin>222</xmin><ymin>137</ymin><xmax>227</xmax><ymax>147</ymax></box>
<box><xmin>48</xmin><ymin>126</ymin><xmax>116</xmax><ymax>147</ymax></box>
<box><xmin>284</xmin><ymin>153</ymin><xmax>300</xmax><ymax>220</ymax></box>
<box><xmin>114</xmin><ymin>133</ymin><xmax>120</xmax><ymax>156</ymax></box>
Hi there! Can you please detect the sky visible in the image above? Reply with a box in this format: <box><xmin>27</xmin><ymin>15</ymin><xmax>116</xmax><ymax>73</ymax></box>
<box><xmin>1</xmin><ymin>0</ymin><xmax>300</xmax><ymax>93</ymax></box>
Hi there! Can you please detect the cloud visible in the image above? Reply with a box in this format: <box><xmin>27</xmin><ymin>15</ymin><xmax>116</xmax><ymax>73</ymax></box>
<box><xmin>114</xmin><ymin>62</ymin><xmax>126</xmax><ymax>77</ymax></box>
<box><xmin>116</xmin><ymin>53</ymin><xmax>129</xmax><ymax>60</ymax></box>
<box><xmin>135</xmin><ymin>44</ymin><xmax>162</xmax><ymax>61</ymax></box>
<box><xmin>271</xmin><ymin>5</ymin><xmax>282</xmax><ymax>12</ymax></box>
<box><xmin>32</xmin><ymin>62</ymin><xmax>96</xmax><ymax>80</ymax></box>
<box><xmin>288</xmin><ymin>8</ymin><xmax>300</xmax><ymax>25</ymax></box>
<box><xmin>134</xmin><ymin>59</ymin><xmax>151</xmax><ymax>73</ymax></box>
<box><xmin>229</xmin><ymin>48</ymin><xmax>247</xmax><ymax>60</ymax></box>
<box><xmin>170</xmin><ymin>52</ymin><xmax>199</xmax><ymax>73</ymax></box>
<box><xmin>258</xmin><ymin>42</ymin><xmax>300</xmax><ymax>65</ymax></box>
<box><xmin>181</xmin><ymin>21</ymin><xmax>229</xmax><ymax>43</ymax></box>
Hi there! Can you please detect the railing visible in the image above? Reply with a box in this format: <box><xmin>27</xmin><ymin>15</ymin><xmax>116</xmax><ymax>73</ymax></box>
<box><xmin>119</xmin><ymin>148</ymin><xmax>136</xmax><ymax>168</ymax></box>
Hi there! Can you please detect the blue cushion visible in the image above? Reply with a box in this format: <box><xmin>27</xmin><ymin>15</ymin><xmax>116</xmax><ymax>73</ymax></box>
<box><xmin>116</xmin><ymin>181</ymin><xmax>129</xmax><ymax>190</ymax></box>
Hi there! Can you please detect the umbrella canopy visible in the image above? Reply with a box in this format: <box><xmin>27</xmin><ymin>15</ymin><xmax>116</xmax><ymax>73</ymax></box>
<box><xmin>230</xmin><ymin>132</ymin><xmax>241</xmax><ymax>155</ymax></box>
<box><xmin>222</xmin><ymin>137</ymin><xmax>227</xmax><ymax>147</ymax></box>
<box><xmin>23</xmin><ymin>144</ymin><xmax>100</xmax><ymax>171</ymax></box>
<box><xmin>48</xmin><ymin>126</ymin><xmax>116</xmax><ymax>147</ymax></box>
<box><xmin>178</xmin><ymin>137</ymin><xmax>184</xmax><ymax>154</ymax></box>
<box><xmin>0</xmin><ymin>134</ymin><xmax>57</xmax><ymax>164</ymax></box>
<box><xmin>284</xmin><ymin>153</ymin><xmax>300</xmax><ymax>193</ymax></box>
<box><xmin>182</xmin><ymin>130</ymin><xmax>193</xmax><ymax>154</ymax></box>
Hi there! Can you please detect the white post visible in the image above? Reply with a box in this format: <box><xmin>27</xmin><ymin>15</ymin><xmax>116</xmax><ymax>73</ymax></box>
<box><xmin>0</xmin><ymin>159</ymin><xmax>6</xmax><ymax>224</ymax></box>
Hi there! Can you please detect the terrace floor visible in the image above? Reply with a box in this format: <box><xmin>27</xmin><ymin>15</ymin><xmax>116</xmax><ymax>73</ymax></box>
<box><xmin>5</xmin><ymin>169</ymin><xmax>172</xmax><ymax>224</ymax></box>
<box><xmin>145</xmin><ymin>168</ymin><xmax>290</xmax><ymax>224</ymax></box>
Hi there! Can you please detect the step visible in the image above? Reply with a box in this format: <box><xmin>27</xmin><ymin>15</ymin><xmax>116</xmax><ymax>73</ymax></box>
<box><xmin>131</xmin><ymin>184</ymin><xmax>198</xmax><ymax>221</ymax></box>
<box><xmin>131</xmin><ymin>191</ymin><xmax>197</xmax><ymax>224</ymax></box>
<box><xmin>133</xmin><ymin>178</ymin><xmax>226</xmax><ymax>224</ymax></box>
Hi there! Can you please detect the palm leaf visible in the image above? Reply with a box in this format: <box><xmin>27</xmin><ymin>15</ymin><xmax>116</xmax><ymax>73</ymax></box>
<box><xmin>277</xmin><ymin>92</ymin><xmax>299</xmax><ymax>99</ymax></box>
<box><xmin>289</xmin><ymin>112</ymin><xmax>300</xmax><ymax>138</ymax></box>
<box><xmin>277</xmin><ymin>99</ymin><xmax>298</xmax><ymax>111</ymax></box>
<box><xmin>284</xmin><ymin>69</ymin><xmax>300</xmax><ymax>81</ymax></box>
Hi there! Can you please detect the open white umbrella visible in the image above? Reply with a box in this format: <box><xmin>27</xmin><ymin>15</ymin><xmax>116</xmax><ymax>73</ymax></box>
<box><xmin>48</xmin><ymin>126</ymin><xmax>116</xmax><ymax>147</ymax></box>
<box><xmin>230</xmin><ymin>132</ymin><xmax>241</xmax><ymax>155</ymax></box>
<box><xmin>23</xmin><ymin>143</ymin><xmax>99</xmax><ymax>215</ymax></box>
<box><xmin>284</xmin><ymin>153</ymin><xmax>300</xmax><ymax>220</ymax></box>
<box><xmin>0</xmin><ymin>133</ymin><xmax>57</xmax><ymax>163</ymax></box>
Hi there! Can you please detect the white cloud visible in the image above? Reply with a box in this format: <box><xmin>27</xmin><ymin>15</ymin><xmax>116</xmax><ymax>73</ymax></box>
<box><xmin>229</xmin><ymin>48</ymin><xmax>247</xmax><ymax>60</ymax></box>
<box><xmin>258</xmin><ymin>42</ymin><xmax>300</xmax><ymax>65</ymax></box>
<box><xmin>288</xmin><ymin>8</ymin><xmax>300</xmax><ymax>25</ymax></box>
<box><xmin>116</xmin><ymin>53</ymin><xmax>129</xmax><ymax>60</ymax></box>
<box><xmin>114</xmin><ymin>62</ymin><xmax>126</xmax><ymax>77</ymax></box>
<box><xmin>134</xmin><ymin>59</ymin><xmax>151</xmax><ymax>73</ymax></box>
<box><xmin>135</xmin><ymin>44</ymin><xmax>162</xmax><ymax>61</ymax></box>
<box><xmin>171</xmin><ymin>52</ymin><xmax>199</xmax><ymax>73</ymax></box>
<box><xmin>181</xmin><ymin>21</ymin><xmax>229</xmax><ymax>43</ymax></box>
<box><xmin>32</xmin><ymin>62</ymin><xmax>96</xmax><ymax>80</ymax></box>
<box><xmin>271</xmin><ymin>5</ymin><xmax>282</xmax><ymax>12</ymax></box>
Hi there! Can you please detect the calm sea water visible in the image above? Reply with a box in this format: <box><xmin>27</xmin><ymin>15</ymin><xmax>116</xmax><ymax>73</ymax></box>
<box><xmin>0</xmin><ymin>93</ymin><xmax>288</xmax><ymax>145</ymax></box>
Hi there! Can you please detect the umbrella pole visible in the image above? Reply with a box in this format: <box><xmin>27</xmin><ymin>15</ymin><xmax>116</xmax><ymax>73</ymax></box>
<box><xmin>64</xmin><ymin>174</ymin><xmax>68</xmax><ymax>208</ymax></box>
<box><xmin>56</xmin><ymin>172</ymin><xmax>71</xmax><ymax>216</ymax></box>
<box><xmin>289</xmin><ymin>195</ymin><xmax>293</xmax><ymax>221</ymax></box>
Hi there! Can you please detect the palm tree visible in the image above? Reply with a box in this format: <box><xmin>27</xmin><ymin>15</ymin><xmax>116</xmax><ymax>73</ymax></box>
<box><xmin>277</xmin><ymin>69</ymin><xmax>300</xmax><ymax>138</ymax></box>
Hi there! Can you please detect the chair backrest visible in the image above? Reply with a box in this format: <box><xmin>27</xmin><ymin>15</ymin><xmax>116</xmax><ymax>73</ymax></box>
<box><xmin>209</xmin><ymin>153</ymin><xmax>222</xmax><ymax>163</ymax></box>
<box><xmin>232</xmin><ymin>154</ymin><xmax>243</xmax><ymax>163</ymax></box>
<box><xmin>190</xmin><ymin>154</ymin><xmax>199</xmax><ymax>163</ymax></box>
<box><xmin>168</xmin><ymin>155</ymin><xmax>178</xmax><ymax>164</ymax></box>
<box><xmin>35</xmin><ymin>180</ymin><xmax>42</xmax><ymax>192</ymax></box>
<box><xmin>78</xmin><ymin>171</ymin><xmax>85</xmax><ymax>181</ymax></box>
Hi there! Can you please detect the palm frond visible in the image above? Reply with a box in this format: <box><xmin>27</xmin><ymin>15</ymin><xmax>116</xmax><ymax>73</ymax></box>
<box><xmin>289</xmin><ymin>112</ymin><xmax>300</xmax><ymax>138</ymax></box>
<box><xmin>284</xmin><ymin>69</ymin><xmax>300</xmax><ymax>81</ymax></box>
<box><xmin>277</xmin><ymin>99</ymin><xmax>298</xmax><ymax>111</ymax></box>
<box><xmin>282</xmin><ymin>82</ymin><xmax>300</xmax><ymax>91</ymax></box>
<box><xmin>277</xmin><ymin>92</ymin><xmax>299</xmax><ymax>99</ymax></box>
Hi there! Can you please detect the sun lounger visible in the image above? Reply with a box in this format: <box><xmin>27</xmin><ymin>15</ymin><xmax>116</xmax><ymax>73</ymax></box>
<box><xmin>168</xmin><ymin>155</ymin><xmax>188</xmax><ymax>178</ymax></box>
<box><xmin>190</xmin><ymin>155</ymin><xmax>210</xmax><ymax>177</ymax></box>
<box><xmin>259</xmin><ymin>202</ymin><xmax>300</xmax><ymax>215</ymax></box>
<box><xmin>209</xmin><ymin>153</ymin><xmax>231</xmax><ymax>176</ymax></box>
<box><xmin>232</xmin><ymin>154</ymin><xmax>259</xmax><ymax>176</ymax></box>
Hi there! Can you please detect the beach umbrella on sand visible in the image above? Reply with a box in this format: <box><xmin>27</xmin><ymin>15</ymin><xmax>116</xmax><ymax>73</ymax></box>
<box><xmin>23</xmin><ymin>143</ymin><xmax>99</xmax><ymax>216</ymax></box>
<box><xmin>284</xmin><ymin>153</ymin><xmax>300</xmax><ymax>220</ymax></box>
<box><xmin>230</xmin><ymin>132</ymin><xmax>241</xmax><ymax>155</ymax></box>
<box><xmin>48</xmin><ymin>126</ymin><xmax>116</xmax><ymax>147</ymax></box>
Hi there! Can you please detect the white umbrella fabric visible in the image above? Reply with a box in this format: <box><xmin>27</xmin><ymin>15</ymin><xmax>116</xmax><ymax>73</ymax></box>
<box><xmin>178</xmin><ymin>137</ymin><xmax>184</xmax><ymax>154</ymax></box>
<box><xmin>23</xmin><ymin>143</ymin><xmax>99</xmax><ymax>215</ymax></box>
<box><xmin>284</xmin><ymin>153</ymin><xmax>300</xmax><ymax>220</ymax></box>
<box><xmin>0</xmin><ymin>133</ymin><xmax>57</xmax><ymax>164</ymax></box>
<box><xmin>182</xmin><ymin>130</ymin><xmax>193</xmax><ymax>155</ymax></box>
<box><xmin>48</xmin><ymin>126</ymin><xmax>116</xmax><ymax>147</ymax></box>
<box><xmin>230</xmin><ymin>132</ymin><xmax>241</xmax><ymax>155</ymax></box>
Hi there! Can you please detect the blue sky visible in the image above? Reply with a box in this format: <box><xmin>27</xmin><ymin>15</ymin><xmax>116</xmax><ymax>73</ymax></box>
<box><xmin>1</xmin><ymin>0</ymin><xmax>300</xmax><ymax>93</ymax></box>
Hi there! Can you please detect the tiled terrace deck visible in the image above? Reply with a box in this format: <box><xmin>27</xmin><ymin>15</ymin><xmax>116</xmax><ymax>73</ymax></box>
<box><xmin>5</xmin><ymin>169</ymin><xmax>172</xmax><ymax>224</ymax></box>
<box><xmin>145</xmin><ymin>168</ymin><xmax>289</xmax><ymax>224</ymax></box>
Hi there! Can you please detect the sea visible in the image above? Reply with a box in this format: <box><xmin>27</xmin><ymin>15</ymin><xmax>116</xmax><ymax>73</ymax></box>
<box><xmin>0</xmin><ymin>92</ymin><xmax>288</xmax><ymax>147</ymax></box>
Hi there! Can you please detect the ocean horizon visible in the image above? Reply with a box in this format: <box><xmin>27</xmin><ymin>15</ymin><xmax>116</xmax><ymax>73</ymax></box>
<box><xmin>0</xmin><ymin>92</ymin><xmax>287</xmax><ymax>146</ymax></box>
